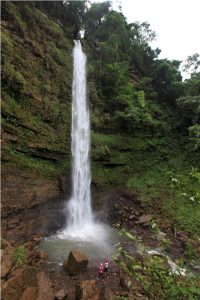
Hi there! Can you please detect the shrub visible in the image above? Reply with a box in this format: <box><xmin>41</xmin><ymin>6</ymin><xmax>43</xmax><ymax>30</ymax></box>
<box><xmin>14</xmin><ymin>245</ymin><xmax>25</xmax><ymax>266</ymax></box>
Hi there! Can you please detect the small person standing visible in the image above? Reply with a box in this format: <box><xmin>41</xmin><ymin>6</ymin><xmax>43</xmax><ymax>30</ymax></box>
<box><xmin>98</xmin><ymin>262</ymin><xmax>104</xmax><ymax>279</ymax></box>
<box><xmin>104</xmin><ymin>258</ymin><xmax>109</xmax><ymax>272</ymax></box>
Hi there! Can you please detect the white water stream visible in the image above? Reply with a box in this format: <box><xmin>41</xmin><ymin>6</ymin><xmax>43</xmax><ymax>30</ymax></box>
<box><xmin>57</xmin><ymin>40</ymin><xmax>109</xmax><ymax>243</ymax></box>
<box><xmin>64</xmin><ymin>40</ymin><xmax>93</xmax><ymax>235</ymax></box>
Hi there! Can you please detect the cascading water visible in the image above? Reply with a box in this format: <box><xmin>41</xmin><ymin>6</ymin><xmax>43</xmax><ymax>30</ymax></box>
<box><xmin>59</xmin><ymin>40</ymin><xmax>106</xmax><ymax>240</ymax></box>
<box><xmin>41</xmin><ymin>41</ymin><xmax>119</xmax><ymax>264</ymax></box>
<box><xmin>66</xmin><ymin>40</ymin><xmax>93</xmax><ymax>235</ymax></box>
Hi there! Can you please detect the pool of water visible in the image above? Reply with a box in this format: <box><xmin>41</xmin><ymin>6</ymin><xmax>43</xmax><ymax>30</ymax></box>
<box><xmin>40</xmin><ymin>224</ymin><xmax>121</xmax><ymax>266</ymax></box>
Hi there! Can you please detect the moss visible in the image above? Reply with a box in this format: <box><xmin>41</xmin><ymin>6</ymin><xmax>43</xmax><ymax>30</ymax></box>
<box><xmin>48</xmin><ymin>42</ymin><xmax>70</xmax><ymax>66</ymax></box>
<box><xmin>1</xmin><ymin>30</ymin><xmax>13</xmax><ymax>57</ymax></box>
<box><xmin>4</xmin><ymin>2</ymin><xmax>27</xmax><ymax>36</ymax></box>
<box><xmin>1</xmin><ymin>1</ymin><xmax>73</xmax><ymax>176</ymax></box>
<box><xmin>3</xmin><ymin>144</ymin><xmax>70</xmax><ymax>178</ymax></box>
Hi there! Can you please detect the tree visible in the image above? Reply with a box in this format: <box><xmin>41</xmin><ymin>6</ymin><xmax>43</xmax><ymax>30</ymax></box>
<box><xmin>182</xmin><ymin>53</ymin><xmax>200</xmax><ymax>76</ymax></box>
<box><xmin>152</xmin><ymin>59</ymin><xmax>183</xmax><ymax>104</ymax></box>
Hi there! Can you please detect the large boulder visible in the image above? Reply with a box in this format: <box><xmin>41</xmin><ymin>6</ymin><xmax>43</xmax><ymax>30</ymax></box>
<box><xmin>75</xmin><ymin>279</ymin><xmax>100</xmax><ymax>300</ymax></box>
<box><xmin>2</xmin><ymin>267</ymin><xmax>54</xmax><ymax>300</ymax></box>
<box><xmin>1</xmin><ymin>248</ymin><xmax>15</xmax><ymax>278</ymax></box>
<box><xmin>20</xmin><ymin>287</ymin><xmax>38</xmax><ymax>300</ymax></box>
<box><xmin>36</xmin><ymin>271</ymin><xmax>54</xmax><ymax>300</ymax></box>
<box><xmin>1</xmin><ymin>270</ymin><xmax>24</xmax><ymax>300</ymax></box>
<box><xmin>64</xmin><ymin>250</ymin><xmax>88</xmax><ymax>275</ymax></box>
<box><xmin>1</xmin><ymin>266</ymin><xmax>38</xmax><ymax>300</ymax></box>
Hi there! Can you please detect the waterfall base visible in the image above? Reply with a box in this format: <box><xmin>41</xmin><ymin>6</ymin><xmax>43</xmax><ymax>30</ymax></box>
<box><xmin>40</xmin><ymin>224</ymin><xmax>119</xmax><ymax>266</ymax></box>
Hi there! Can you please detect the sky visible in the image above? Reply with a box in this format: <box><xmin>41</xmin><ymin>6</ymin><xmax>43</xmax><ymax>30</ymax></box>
<box><xmin>118</xmin><ymin>0</ymin><xmax>200</xmax><ymax>63</ymax></box>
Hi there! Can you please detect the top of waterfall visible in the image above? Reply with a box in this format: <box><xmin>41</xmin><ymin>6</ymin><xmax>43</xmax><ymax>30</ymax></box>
<box><xmin>74</xmin><ymin>40</ymin><xmax>81</xmax><ymax>47</ymax></box>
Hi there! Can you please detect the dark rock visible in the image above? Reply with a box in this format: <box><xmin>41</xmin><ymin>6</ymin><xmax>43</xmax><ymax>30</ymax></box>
<box><xmin>120</xmin><ymin>276</ymin><xmax>132</xmax><ymax>291</ymax></box>
<box><xmin>63</xmin><ymin>259</ymin><xmax>68</xmax><ymax>270</ymax></box>
<box><xmin>32</xmin><ymin>249</ymin><xmax>48</xmax><ymax>265</ymax></box>
<box><xmin>64</xmin><ymin>250</ymin><xmax>88</xmax><ymax>275</ymax></box>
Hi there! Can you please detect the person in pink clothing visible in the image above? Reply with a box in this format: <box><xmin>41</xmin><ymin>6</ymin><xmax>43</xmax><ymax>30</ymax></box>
<box><xmin>98</xmin><ymin>262</ymin><xmax>104</xmax><ymax>279</ymax></box>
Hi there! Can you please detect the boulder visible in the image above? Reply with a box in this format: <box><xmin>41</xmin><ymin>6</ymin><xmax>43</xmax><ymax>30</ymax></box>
<box><xmin>1</xmin><ymin>270</ymin><xmax>24</xmax><ymax>300</ymax></box>
<box><xmin>55</xmin><ymin>288</ymin><xmax>68</xmax><ymax>300</ymax></box>
<box><xmin>64</xmin><ymin>250</ymin><xmax>88</xmax><ymax>275</ymax></box>
<box><xmin>75</xmin><ymin>279</ymin><xmax>100</xmax><ymax>300</ymax></box>
<box><xmin>20</xmin><ymin>287</ymin><xmax>38</xmax><ymax>300</ymax></box>
<box><xmin>1</xmin><ymin>248</ymin><xmax>15</xmax><ymax>278</ymax></box>
<box><xmin>36</xmin><ymin>271</ymin><xmax>54</xmax><ymax>300</ymax></box>
<box><xmin>1</xmin><ymin>266</ymin><xmax>38</xmax><ymax>300</ymax></box>
<box><xmin>138</xmin><ymin>214</ymin><xmax>152</xmax><ymax>225</ymax></box>
<box><xmin>120</xmin><ymin>276</ymin><xmax>132</xmax><ymax>291</ymax></box>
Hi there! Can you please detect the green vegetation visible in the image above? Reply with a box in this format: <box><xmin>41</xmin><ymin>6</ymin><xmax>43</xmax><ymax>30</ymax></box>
<box><xmin>114</xmin><ymin>229</ymin><xmax>200</xmax><ymax>299</ymax></box>
<box><xmin>14</xmin><ymin>245</ymin><xmax>25</xmax><ymax>266</ymax></box>
<box><xmin>164</xmin><ymin>168</ymin><xmax>200</xmax><ymax>237</ymax></box>
<box><xmin>1</xmin><ymin>1</ymin><xmax>72</xmax><ymax>178</ymax></box>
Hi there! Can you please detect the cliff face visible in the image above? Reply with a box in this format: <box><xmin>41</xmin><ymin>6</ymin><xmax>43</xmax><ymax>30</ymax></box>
<box><xmin>1</xmin><ymin>2</ymin><xmax>73</xmax><ymax>241</ymax></box>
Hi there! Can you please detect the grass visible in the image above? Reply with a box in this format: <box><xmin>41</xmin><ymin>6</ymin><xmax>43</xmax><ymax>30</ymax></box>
<box><xmin>163</xmin><ymin>171</ymin><xmax>200</xmax><ymax>237</ymax></box>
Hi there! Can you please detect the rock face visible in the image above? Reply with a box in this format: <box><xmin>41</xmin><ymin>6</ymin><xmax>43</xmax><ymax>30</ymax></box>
<box><xmin>1</xmin><ymin>266</ymin><xmax>38</xmax><ymax>300</ymax></box>
<box><xmin>75</xmin><ymin>279</ymin><xmax>100</xmax><ymax>300</ymax></box>
<box><xmin>1</xmin><ymin>167</ymin><xmax>69</xmax><ymax>243</ymax></box>
<box><xmin>2</xmin><ymin>167</ymin><xmax>61</xmax><ymax>212</ymax></box>
<box><xmin>1</xmin><ymin>267</ymin><xmax>54</xmax><ymax>300</ymax></box>
<box><xmin>64</xmin><ymin>250</ymin><xmax>89</xmax><ymax>275</ymax></box>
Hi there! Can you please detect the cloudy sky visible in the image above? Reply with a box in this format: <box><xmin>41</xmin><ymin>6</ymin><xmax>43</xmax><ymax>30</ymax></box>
<box><xmin>117</xmin><ymin>0</ymin><xmax>200</xmax><ymax>64</ymax></box>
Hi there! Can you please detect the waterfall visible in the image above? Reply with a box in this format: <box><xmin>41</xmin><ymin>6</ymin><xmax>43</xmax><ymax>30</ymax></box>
<box><xmin>66</xmin><ymin>40</ymin><xmax>93</xmax><ymax>236</ymax></box>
